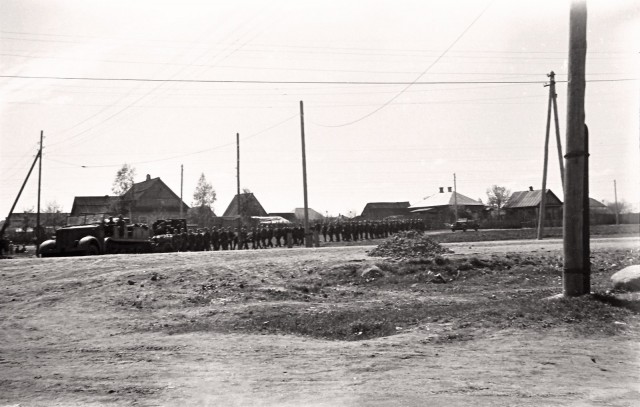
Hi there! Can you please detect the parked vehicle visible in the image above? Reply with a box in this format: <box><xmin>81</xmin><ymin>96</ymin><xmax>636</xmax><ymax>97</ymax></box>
<box><xmin>451</xmin><ymin>219</ymin><xmax>479</xmax><ymax>232</ymax></box>
<box><xmin>39</xmin><ymin>217</ymin><xmax>153</xmax><ymax>257</ymax></box>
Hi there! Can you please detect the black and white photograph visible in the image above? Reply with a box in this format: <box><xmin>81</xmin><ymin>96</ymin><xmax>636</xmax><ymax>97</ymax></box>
<box><xmin>1</xmin><ymin>0</ymin><xmax>639</xmax><ymax>405</ymax></box>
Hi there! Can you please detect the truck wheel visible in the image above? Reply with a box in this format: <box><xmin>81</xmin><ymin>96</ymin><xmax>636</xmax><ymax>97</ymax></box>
<box><xmin>86</xmin><ymin>244</ymin><xmax>100</xmax><ymax>256</ymax></box>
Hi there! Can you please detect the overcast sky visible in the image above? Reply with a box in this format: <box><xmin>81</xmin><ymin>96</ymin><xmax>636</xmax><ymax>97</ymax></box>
<box><xmin>1</xmin><ymin>0</ymin><xmax>638</xmax><ymax>218</ymax></box>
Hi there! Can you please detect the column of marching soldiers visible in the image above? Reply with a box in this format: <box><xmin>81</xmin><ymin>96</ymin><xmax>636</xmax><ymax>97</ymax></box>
<box><xmin>150</xmin><ymin>219</ymin><xmax>426</xmax><ymax>252</ymax></box>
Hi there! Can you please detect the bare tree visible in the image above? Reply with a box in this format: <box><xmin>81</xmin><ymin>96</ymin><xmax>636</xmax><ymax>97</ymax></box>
<box><xmin>190</xmin><ymin>174</ymin><xmax>217</xmax><ymax>227</ymax></box>
<box><xmin>605</xmin><ymin>199</ymin><xmax>633</xmax><ymax>215</ymax></box>
<box><xmin>486</xmin><ymin>185</ymin><xmax>511</xmax><ymax>219</ymax></box>
<box><xmin>44</xmin><ymin>201</ymin><xmax>66</xmax><ymax>228</ymax></box>
<box><xmin>112</xmin><ymin>163</ymin><xmax>136</xmax><ymax>196</ymax></box>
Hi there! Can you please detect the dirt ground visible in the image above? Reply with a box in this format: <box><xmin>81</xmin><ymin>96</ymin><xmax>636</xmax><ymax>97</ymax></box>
<box><xmin>1</xmin><ymin>236</ymin><xmax>639</xmax><ymax>406</ymax></box>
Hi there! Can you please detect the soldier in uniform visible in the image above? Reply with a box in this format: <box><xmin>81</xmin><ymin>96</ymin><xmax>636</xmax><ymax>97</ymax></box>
<box><xmin>266</xmin><ymin>225</ymin><xmax>274</xmax><ymax>248</ymax></box>
<box><xmin>203</xmin><ymin>228</ymin><xmax>211</xmax><ymax>251</ymax></box>
<box><xmin>220</xmin><ymin>228</ymin><xmax>229</xmax><ymax>250</ymax></box>
<box><xmin>273</xmin><ymin>225</ymin><xmax>282</xmax><ymax>247</ymax></box>
<box><xmin>259</xmin><ymin>225</ymin><xmax>268</xmax><ymax>248</ymax></box>
<box><xmin>251</xmin><ymin>226</ymin><xmax>259</xmax><ymax>249</ymax></box>
<box><xmin>239</xmin><ymin>227</ymin><xmax>249</xmax><ymax>250</ymax></box>
<box><xmin>321</xmin><ymin>223</ymin><xmax>328</xmax><ymax>242</ymax></box>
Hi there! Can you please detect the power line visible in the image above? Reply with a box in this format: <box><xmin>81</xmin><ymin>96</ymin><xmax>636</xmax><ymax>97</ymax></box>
<box><xmin>54</xmin><ymin>113</ymin><xmax>297</xmax><ymax>169</ymax></box>
<box><xmin>2</xmin><ymin>74</ymin><xmax>636</xmax><ymax>85</ymax></box>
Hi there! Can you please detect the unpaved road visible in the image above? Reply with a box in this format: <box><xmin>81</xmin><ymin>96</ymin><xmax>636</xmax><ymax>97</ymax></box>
<box><xmin>444</xmin><ymin>236</ymin><xmax>640</xmax><ymax>255</ymax></box>
<box><xmin>0</xmin><ymin>236</ymin><xmax>639</xmax><ymax>406</ymax></box>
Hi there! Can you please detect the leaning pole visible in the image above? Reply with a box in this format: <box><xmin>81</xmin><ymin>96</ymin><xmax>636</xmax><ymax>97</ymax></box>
<box><xmin>563</xmin><ymin>0</ymin><xmax>589</xmax><ymax>296</ymax></box>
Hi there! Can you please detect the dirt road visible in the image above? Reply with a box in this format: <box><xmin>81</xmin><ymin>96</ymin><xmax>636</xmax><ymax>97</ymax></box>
<box><xmin>0</xmin><ymin>236</ymin><xmax>638</xmax><ymax>406</ymax></box>
<box><xmin>444</xmin><ymin>235</ymin><xmax>640</xmax><ymax>255</ymax></box>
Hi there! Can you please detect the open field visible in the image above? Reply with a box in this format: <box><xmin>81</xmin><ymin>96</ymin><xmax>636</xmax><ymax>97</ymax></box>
<box><xmin>1</xmin><ymin>233</ymin><xmax>639</xmax><ymax>406</ymax></box>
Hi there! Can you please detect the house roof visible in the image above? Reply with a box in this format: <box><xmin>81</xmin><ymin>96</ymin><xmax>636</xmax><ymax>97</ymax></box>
<box><xmin>409</xmin><ymin>191</ymin><xmax>484</xmax><ymax>209</ymax></box>
<box><xmin>293</xmin><ymin>207</ymin><xmax>325</xmax><ymax>221</ymax></box>
<box><xmin>503</xmin><ymin>189</ymin><xmax>563</xmax><ymax>209</ymax></box>
<box><xmin>589</xmin><ymin>198</ymin><xmax>607</xmax><ymax>208</ymax></box>
<box><xmin>70</xmin><ymin>196</ymin><xmax>119</xmax><ymax>216</ymax></box>
<box><xmin>363</xmin><ymin>202</ymin><xmax>410</xmax><ymax>210</ymax></box>
<box><xmin>121</xmin><ymin>176</ymin><xmax>189</xmax><ymax>211</ymax></box>
<box><xmin>223</xmin><ymin>193</ymin><xmax>268</xmax><ymax>217</ymax></box>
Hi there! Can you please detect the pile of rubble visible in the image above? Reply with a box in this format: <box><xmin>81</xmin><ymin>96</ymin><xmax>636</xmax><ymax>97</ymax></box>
<box><xmin>368</xmin><ymin>231</ymin><xmax>451</xmax><ymax>259</ymax></box>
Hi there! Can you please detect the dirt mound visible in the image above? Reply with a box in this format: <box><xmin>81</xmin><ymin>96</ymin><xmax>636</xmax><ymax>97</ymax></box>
<box><xmin>368</xmin><ymin>231</ymin><xmax>451</xmax><ymax>259</ymax></box>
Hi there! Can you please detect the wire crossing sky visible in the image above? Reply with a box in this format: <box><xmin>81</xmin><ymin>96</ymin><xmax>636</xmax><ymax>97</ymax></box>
<box><xmin>1</xmin><ymin>0</ymin><xmax>638</xmax><ymax>217</ymax></box>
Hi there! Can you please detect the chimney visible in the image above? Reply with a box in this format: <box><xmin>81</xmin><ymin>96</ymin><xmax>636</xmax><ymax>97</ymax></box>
<box><xmin>439</xmin><ymin>187</ymin><xmax>444</xmax><ymax>193</ymax></box>
<box><xmin>529</xmin><ymin>186</ymin><xmax>533</xmax><ymax>191</ymax></box>
<box><xmin>146</xmin><ymin>174</ymin><xmax>151</xmax><ymax>181</ymax></box>
<box><xmin>447</xmin><ymin>187</ymin><xmax>452</xmax><ymax>193</ymax></box>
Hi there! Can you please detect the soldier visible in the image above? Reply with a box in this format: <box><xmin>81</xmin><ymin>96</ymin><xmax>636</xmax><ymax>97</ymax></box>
<box><xmin>211</xmin><ymin>227</ymin><xmax>220</xmax><ymax>251</ymax></box>
<box><xmin>267</xmin><ymin>225</ymin><xmax>274</xmax><ymax>248</ymax></box>
<box><xmin>327</xmin><ymin>223</ymin><xmax>334</xmax><ymax>242</ymax></box>
<box><xmin>187</xmin><ymin>230</ymin><xmax>196</xmax><ymax>251</ymax></box>
<box><xmin>203</xmin><ymin>228</ymin><xmax>211</xmax><ymax>251</ymax></box>
<box><xmin>239</xmin><ymin>227</ymin><xmax>249</xmax><ymax>250</ymax></box>
<box><xmin>334</xmin><ymin>223</ymin><xmax>341</xmax><ymax>242</ymax></box>
<box><xmin>220</xmin><ymin>228</ymin><xmax>229</xmax><ymax>250</ymax></box>
<box><xmin>228</xmin><ymin>228</ymin><xmax>237</xmax><ymax>250</ymax></box>
<box><xmin>342</xmin><ymin>222</ymin><xmax>350</xmax><ymax>242</ymax></box>
<box><xmin>259</xmin><ymin>225</ymin><xmax>268</xmax><ymax>248</ymax></box>
<box><xmin>321</xmin><ymin>222</ymin><xmax>328</xmax><ymax>242</ymax></box>
<box><xmin>251</xmin><ymin>226</ymin><xmax>259</xmax><ymax>249</ymax></box>
<box><xmin>273</xmin><ymin>225</ymin><xmax>282</xmax><ymax>247</ymax></box>
<box><xmin>180</xmin><ymin>228</ymin><xmax>188</xmax><ymax>251</ymax></box>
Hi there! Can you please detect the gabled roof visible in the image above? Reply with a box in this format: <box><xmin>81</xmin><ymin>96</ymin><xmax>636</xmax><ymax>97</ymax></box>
<box><xmin>121</xmin><ymin>176</ymin><xmax>189</xmax><ymax>211</ymax></box>
<box><xmin>362</xmin><ymin>202</ymin><xmax>410</xmax><ymax>210</ymax></box>
<box><xmin>293</xmin><ymin>207</ymin><xmax>325</xmax><ymax>221</ymax></box>
<box><xmin>503</xmin><ymin>189</ymin><xmax>562</xmax><ymax>209</ymax></box>
<box><xmin>223</xmin><ymin>193</ymin><xmax>268</xmax><ymax>217</ymax></box>
<box><xmin>70</xmin><ymin>196</ymin><xmax>119</xmax><ymax>216</ymax></box>
<box><xmin>410</xmin><ymin>191</ymin><xmax>483</xmax><ymax>209</ymax></box>
<box><xmin>588</xmin><ymin>198</ymin><xmax>607</xmax><ymax>208</ymax></box>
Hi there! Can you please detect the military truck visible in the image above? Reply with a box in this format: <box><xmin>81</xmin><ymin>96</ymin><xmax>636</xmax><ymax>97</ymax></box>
<box><xmin>39</xmin><ymin>217</ymin><xmax>152</xmax><ymax>257</ymax></box>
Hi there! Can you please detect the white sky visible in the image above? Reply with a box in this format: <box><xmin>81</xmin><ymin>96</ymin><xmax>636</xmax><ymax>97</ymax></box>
<box><xmin>1</xmin><ymin>0</ymin><xmax>638</xmax><ymax>217</ymax></box>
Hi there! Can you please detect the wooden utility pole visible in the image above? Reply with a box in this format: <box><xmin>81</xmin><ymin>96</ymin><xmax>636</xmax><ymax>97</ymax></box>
<box><xmin>180</xmin><ymin>164</ymin><xmax>184</xmax><ymax>219</ymax></box>
<box><xmin>36</xmin><ymin>130</ymin><xmax>43</xmax><ymax>249</ymax></box>
<box><xmin>563</xmin><ymin>0</ymin><xmax>589</xmax><ymax>297</ymax></box>
<box><xmin>0</xmin><ymin>148</ymin><xmax>41</xmax><ymax>238</ymax></box>
<box><xmin>236</xmin><ymin>132</ymin><xmax>243</xmax><ymax>248</ymax></box>
<box><xmin>300</xmin><ymin>101</ymin><xmax>311</xmax><ymax>247</ymax></box>
<box><xmin>236</xmin><ymin>133</ymin><xmax>241</xmax><ymax>198</ymax></box>
<box><xmin>453</xmin><ymin>173</ymin><xmax>458</xmax><ymax>220</ymax></box>
<box><xmin>551</xmin><ymin>73</ymin><xmax>565</xmax><ymax>189</ymax></box>
<box><xmin>537</xmin><ymin>73</ymin><xmax>553</xmax><ymax>240</ymax></box>
<box><xmin>613</xmin><ymin>179</ymin><xmax>619</xmax><ymax>225</ymax></box>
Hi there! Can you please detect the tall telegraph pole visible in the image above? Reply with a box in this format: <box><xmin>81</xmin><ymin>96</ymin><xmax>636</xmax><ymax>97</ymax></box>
<box><xmin>180</xmin><ymin>164</ymin><xmax>184</xmax><ymax>219</ymax></box>
<box><xmin>300</xmin><ymin>101</ymin><xmax>311</xmax><ymax>247</ymax></box>
<box><xmin>36</xmin><ymin>130</ymin><xmax>43</xmax><ymax>248</ymax></box>
<box><xmin>613</xmin><ymin>179</ymin><xmax>619</xmax><ymax>225</ymax></box>
<box><xmin>563</xmin><ymin>0</ymin><xmax>589</xmax><ymax>296</ymax></box>
<box><xmin>453</xmin><ymin>173</ymin><xmax>458</xmax><ymax>221</ymax></box>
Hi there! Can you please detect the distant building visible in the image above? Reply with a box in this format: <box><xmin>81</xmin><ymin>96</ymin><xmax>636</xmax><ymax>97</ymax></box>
<box><xmin>223</xmin><ymin>193</ymin><xmax>268</xmax><ymax>217</ymax></box>
<box><xmin>503</xmin><ymin>187</ymin><xmax>563</xmax><ymax>227</ymax></box>
<box><xmin>120</xmin><ymin>175</ymin><xmax>189</xmax><ymax>223</ymax></box>
<box><xmin>360</xmin><ymin>202</ymin><xmax>410</xmax><ymax>220</ymax></box>
<box><xmin>409</xmin><ymin>187</ymin><xmax>485</xmax><ymax>225</ymax></box>
<box><xmin>70</xmin><ymin>196</ymin><xmax>119</xmax><ymax>217</ymax></box>
<box><xmin>269</xmin><ymin>208</ymin><xmax>325</xmax><ymax>223</ymax></box>
<box><xmin>69</xmin><ymin>174</ymin><xmax>189</xmax><ymax>225</ymax></box>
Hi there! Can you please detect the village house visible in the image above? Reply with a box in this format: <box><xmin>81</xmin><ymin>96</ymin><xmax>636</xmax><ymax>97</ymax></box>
<box><xmin>502</xmin><ymin>187</ymin><xmax>563</xmax><ymax>227</ymax></box>
<box><xmin>409</xmin><ymin>187</ymin><xmax>485</xmax><ymax>227</ymax></box>
<box><xmin>359</xmin><ymin>202</ymin><xmax>411</xmax><ymax>220</ymax></box>
<box><xmin>70</xmin><ymin>175</ymin><xmax>189</xmax><ymax>225</ymax></box>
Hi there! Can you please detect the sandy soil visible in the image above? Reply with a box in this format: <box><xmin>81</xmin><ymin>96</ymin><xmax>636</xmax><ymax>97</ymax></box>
<box><xmin>1</xmin><ymin>238</ymin><xmax>639</xmax><ymax>406</ymax></box>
